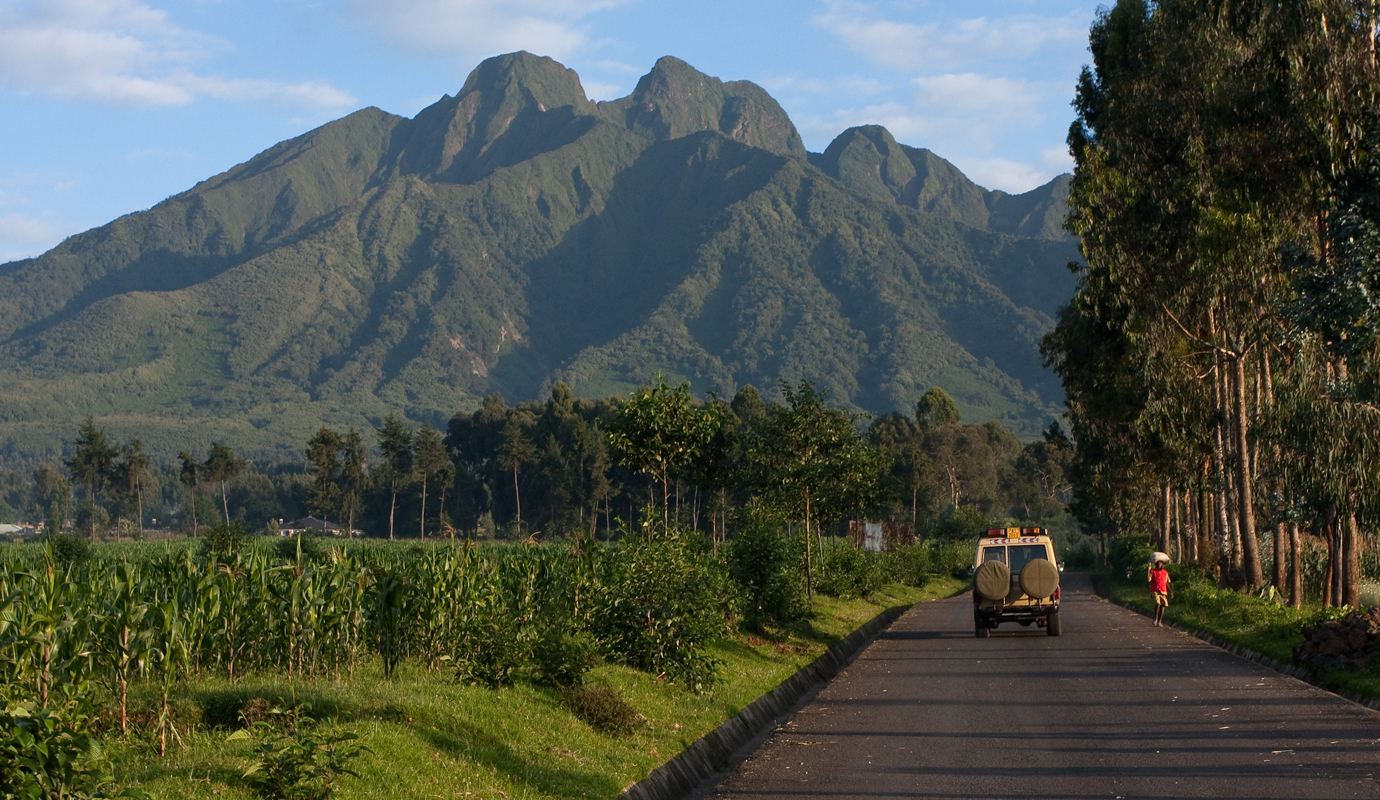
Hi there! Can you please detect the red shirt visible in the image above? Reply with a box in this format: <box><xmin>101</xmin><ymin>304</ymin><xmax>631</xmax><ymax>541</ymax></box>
<box><xmin>1149</xmin><ymin>568</ymin><xmax>1171</xmax><ymax>593</ymax></box>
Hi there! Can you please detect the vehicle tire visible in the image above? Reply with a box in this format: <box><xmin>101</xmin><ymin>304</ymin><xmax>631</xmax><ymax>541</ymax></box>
<box><xmin>975</xmin><ymin>560</ymin><xmax>1012</xmax><ymax>601</ymax></box>
<box><xmin>975</xmin><ymin>611</ymin><xmax>990</xmax><ymax>638</ymax></box>
<box><xmin>1019</xmin><ymin>558</ymin><xmax>1060</xmax><ymax>599</ymax></box>
<box><xmin>1047</xmin><ymin>610</ymin><xmax>1061</xmax><ymax>637</ymax></box>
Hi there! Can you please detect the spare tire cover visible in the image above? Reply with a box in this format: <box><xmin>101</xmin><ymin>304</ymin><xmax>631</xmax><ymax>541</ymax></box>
<box><xmin>1019</xmin><ymin>558</ymin><xmax>1060</xmax><ymax>599</ymax></box>
<box><xmin>975</xmin><ymin>560</ymin><xmax>1012</xmax><ymax>601</ymax></box>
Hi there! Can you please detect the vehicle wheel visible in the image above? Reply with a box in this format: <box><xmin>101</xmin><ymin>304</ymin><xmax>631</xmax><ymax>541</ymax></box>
<box><xmin>1047</xmin><ymin>610</ymin><xmax>1061</xmax><ymax>637</ymax></box>
<box><xmin>975</xmin><ymin>612</ymin><xmax>990</xmax><ymax>638</ymax></box>
<box><xmin>975</xmin><ymin>561</ymin><xmax>1012</xmax><ymax>601</ymax></box>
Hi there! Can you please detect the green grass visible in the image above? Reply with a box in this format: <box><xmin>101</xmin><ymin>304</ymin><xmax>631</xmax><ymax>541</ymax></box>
<box><xmin>1107</xmin><ymin>568</ymin><xmax>1380</xmax><ymax>702</ymax></box>
<box><xmin>107</xmin><ymin>577</ymin><xmax>962</xmax><ymax>799</ymax></box>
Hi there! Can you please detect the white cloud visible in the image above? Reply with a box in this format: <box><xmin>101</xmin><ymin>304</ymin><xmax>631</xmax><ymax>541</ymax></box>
<box><xmin>1041</xmin><ymin>145</ymin><xmax>1073</xmax><ymax>173</ymax></box>
<box><xmin>912</xmin><ymin>73</ymin><xmax>1042</xmax><ymax>122</ymax></box>
<box><xmin>0</xmin><ymin>0</ymin><xmax>356</xmax><ymax>108</ymax></box>
<box><xmin>812</xmin><ymin>4</ymin><xmax>1085</xmax><ymax>72</ymax></box>
<box><xmin>950</xmin><ymin>157</ymin><xmax>1049</xmax><ymax>193</ymax></box>
<box><xmin>347</xmin><ymin>0</ymin><xmax>623</xmax><ymax>62</ymax></box>
<box><xmin>759</xmin><ymin>72</ymin><xmax>887</xmax><ymax>97</ymax></box>
<box><xmin>581</xmin><ymin>80</ymin><xmax>624</xmax><ymax>101</ymax></box>
<box><xmin>0</xmin><ymin>213</ymin><xmax>64</xmax><ymax>262</ymax></box>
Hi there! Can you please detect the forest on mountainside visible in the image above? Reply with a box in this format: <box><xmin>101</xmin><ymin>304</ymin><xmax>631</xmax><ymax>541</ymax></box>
<box><xmin>1045</xmin><ymin>0</ymin><xmax>1380</xmax><ymax>607</ymax></box>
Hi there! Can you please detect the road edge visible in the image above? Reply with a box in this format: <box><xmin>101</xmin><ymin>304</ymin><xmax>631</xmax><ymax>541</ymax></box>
<box><xmin>617</xmin><ymin>602</ymin><xmax>913</xmax><ymax>800</ymax></box>
<box><xmin>1095</xmin><ymin>584</ymin><xmax>1380</xmax><ymax>714</ymax></box>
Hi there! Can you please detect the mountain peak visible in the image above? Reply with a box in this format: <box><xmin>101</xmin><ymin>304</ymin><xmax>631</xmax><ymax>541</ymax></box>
<box><xmin>602</xmin><ymin>56</ymin><xmax>806</xmax><ymax>157</ymax></box>
<box><xmin>393</xmin><ymin>51</ymin><xmax>596</xmax><ymax>182</ymax></box>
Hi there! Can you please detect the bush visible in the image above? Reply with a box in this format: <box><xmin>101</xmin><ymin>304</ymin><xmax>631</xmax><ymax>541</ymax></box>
<box><xmin>228</xmin><ymin>705</ymin><xmax>366</xmax><ymax>800</ymax></box>
<box><xmin>589</xmin><ymin>529</ymin><xmax>728</xmax><ymax>692</ymax></box>
<box><xmin>815</xmin><ymin>538</ymin><xmax>887</xmax><ymax>600</ymax></box>
<box><xmin>725</xmin><ymin>519</ymin><xmax>805</xmax><ymax>629</ymax></box>
<box><xmin>46</xmin><ymin>533</ymin><xmax>90</xmax><ymax>567</ymax></box>
<box><xmin>884</xmin><ymin>542</ymin><xmax>932</xmax><ymax>586</ymax></box>
<box><xmin>532</xmin><ymin>626</ymin><xmax>598</xmax><ymax>688</ymax></box>
<box><xmin>276</xmin><ymin>533</ymin><xmax>327</xmax><ymax>562</ymax></box>
<box><xmin>559</xmin><ymin>682</ymin><xmax>641</xmax><ymax>736</ymax></box>
<box><xmin>201</xmin><ymin>521</ymin><xmax>251</xmax><ymax>560</ymax></box>
<box><xmin>0</xmin><ymin>697</ymin><xmax>142</xmax><ymax>799</ymax></box>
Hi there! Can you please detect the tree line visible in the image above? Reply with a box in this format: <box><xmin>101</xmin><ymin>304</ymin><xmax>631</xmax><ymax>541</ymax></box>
<box><xmin>4</xmin><ymin>381</ymin><xmax>1073</xmax><ymax>549</ymax></box>
<box><xmin>1046</xmin><ymin>0</ymin><xmax>1380</xmax><ymax>606</ymax></box>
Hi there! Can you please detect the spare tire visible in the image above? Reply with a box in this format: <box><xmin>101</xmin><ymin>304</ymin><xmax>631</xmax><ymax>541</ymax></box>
<box><xmin>975</xmin><ymin>560</ymin><xmax>1012</xmax><ymax>601</ymax></box>
<box><xmin>1019</xmin><ymin>558</ymin><xmax>1060</xmax><ymax>599</ymax></box>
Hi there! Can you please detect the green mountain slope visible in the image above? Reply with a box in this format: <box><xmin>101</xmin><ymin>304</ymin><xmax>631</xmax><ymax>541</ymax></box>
<box><xmin>0</xmin><ymin>52</ymin><xmax>1078</xmax><ymax>459</ymax></box>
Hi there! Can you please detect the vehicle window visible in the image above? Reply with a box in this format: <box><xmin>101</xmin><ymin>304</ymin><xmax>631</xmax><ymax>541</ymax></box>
<box><xmin>981</xmin><ymin>547</ymin><xmax>1006</xmax><ymax>564</ymax></box>
<box><xmin>1008</xmin><ymin>545</ymin><xmax>1045</xmax><ymax>573</ymax></box>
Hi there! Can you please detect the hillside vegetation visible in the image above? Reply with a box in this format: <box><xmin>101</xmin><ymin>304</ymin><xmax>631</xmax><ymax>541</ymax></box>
<box><xmin>0</xmin><ymin>52</ymin><xmax>1077</xmax><ymax>460</ymax></box>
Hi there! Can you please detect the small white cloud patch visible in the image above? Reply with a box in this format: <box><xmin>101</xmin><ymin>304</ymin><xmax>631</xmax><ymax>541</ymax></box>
<box><xmin>346</xmin><ymin>0</ymin><xmax>625</xmax><ymax>63</ymax></box>
<box><xmin>0</xmin><ymin>0</ymin><xmax>356</xmax><ymax>108</ymax></box>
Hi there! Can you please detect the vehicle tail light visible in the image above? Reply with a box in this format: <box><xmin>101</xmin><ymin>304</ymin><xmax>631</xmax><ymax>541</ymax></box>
<box><xmin>1052</xmin><ymin>588</ymin><xmax>1060</xmax><ymax>601</ymax></box>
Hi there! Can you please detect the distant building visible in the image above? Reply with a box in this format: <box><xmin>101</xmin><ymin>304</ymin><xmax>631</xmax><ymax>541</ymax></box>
<box><xmin>275</xmin><ymin>517</ymin><xmax>360</xmax><ymax>537</ymax></box>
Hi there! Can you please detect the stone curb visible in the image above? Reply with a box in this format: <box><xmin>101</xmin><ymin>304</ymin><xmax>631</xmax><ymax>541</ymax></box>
<box><xmin>616</xmin><ymin>602</ymin><xmax>912</xmax><ymax>800</ymax></box>
<box><xmin>1099</xmin><ymin>590</ymin><xmax>1380</xmax><ymax>713</ymax></box>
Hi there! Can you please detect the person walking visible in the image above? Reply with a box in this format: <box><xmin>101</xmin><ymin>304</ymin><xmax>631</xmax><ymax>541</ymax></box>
<box><xmin>1149</xmin><ymin>559</ymin><xmax>1173</xmax><ymax>626</ymax></box>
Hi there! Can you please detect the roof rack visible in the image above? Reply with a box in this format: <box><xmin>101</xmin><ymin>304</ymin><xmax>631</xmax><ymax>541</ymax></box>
<box><xmin>983</xmin><ymin>527</ymin><xmax>1047</xmax><ymax>537</ymax></box>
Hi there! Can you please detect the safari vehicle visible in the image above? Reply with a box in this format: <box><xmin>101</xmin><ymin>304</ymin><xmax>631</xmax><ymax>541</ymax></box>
<box><xmin>972</xmin><ymin>527</ymin><xmax>1061</xmax><ymax>637</ymax></box>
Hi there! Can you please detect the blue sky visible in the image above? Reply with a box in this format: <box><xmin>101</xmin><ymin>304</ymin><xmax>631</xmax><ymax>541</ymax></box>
<box><xmin>0</xmin><ymin>0</ymin><xmax>1097</xmax><ymax>262</ymax></box>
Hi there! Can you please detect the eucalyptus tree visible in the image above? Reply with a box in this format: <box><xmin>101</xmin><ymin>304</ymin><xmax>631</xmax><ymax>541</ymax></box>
<box><xmin>607</xmin><ymin>375</ymin><xmax>724</xmax><ymax>535</ymax></box>
<box><xmin>413</xmin><ymin>424</ymin><xmax>450</xmax><ymax>540</ymax></box>
<box><xmin>499</xmin><ymin>413</ymin><xmax>537</xmax><ymax>530</ymax></box>
<box><xmin>32</xmin><ymin>463</ymin><xmax>72</xmax><ymax>537</ymax></box>
<box><xmin>305</xmin><ymin>427</ymin><xmax>343</xmax><ymax>525</ymax></box>
<box><xmin>177</xmin><ymin>451</ymin><xmax>201</xmax><ymax>536</ymax></box>
<box><xmin>749</xmin><ymin>380</ymin><xmax>882</xmax><ymax>602</ymax></box>
<box><xmin>376</xmin><ymin>415</ymin><xmax>413</xmax><ymax>541</ymax></box>
<box><xmin>339</xmin><ymin>428</ymin><xmax>366</xmax><ymax>539</ymax></box>
<box><xmin>203</xmin><ymin>441</ymin><xmax>246</xmax><ymax>525</ymax></box>
<box><xmin>65</xmin><ymin>417</ymin><xmax>117</xmax><ymax>542</ymax></box>
<box><xmin>117</xmin><ymin>439</ymin><xmax>151</xmax><ymax>537</ymax></box>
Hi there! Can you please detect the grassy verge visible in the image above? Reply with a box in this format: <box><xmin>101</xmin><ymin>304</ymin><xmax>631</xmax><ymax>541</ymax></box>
<box><xmin>1106</xmin><ymin>569</ymin><xmax>1380</xmax><ymax>702</ymax></box>
<box><xmin>110</xmin><ymin>576</ymin><xmax>962</xmax><ymax>799</ymax></box>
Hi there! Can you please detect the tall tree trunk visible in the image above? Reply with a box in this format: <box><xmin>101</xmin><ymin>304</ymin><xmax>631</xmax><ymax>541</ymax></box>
<box><xmin>1209</xmin><ymin>322</ymin><xmax>1233</xmax><ymax>586</ymax></box>
<box><xmin>419</xmin><ymin>474</ymin><xmax>428</xmax><ymax>540</ymax></box>
<box><xmin>1159</xmin><ymin>482</ymin><xmax>1172</xmax><ymax>554</ymax></box>
<box><xmin>1197</xmin><ymin>485</ymin><xmax>1212</xmax><ymax>566</ymax></box>
<box><xmin>388</xmin><ymin>485</ymin><xmax>397</xmax><ymax>540</ymax></box>
<box><xmin>1173</xmin><ymin>488</ymin><xmax>1183</xmax><ymax>563</ymax></box>
<box><xmin>1231</xmin><ymin>349</ymin><xmax>1263</xmax><ymax>588</ymax></box>
<box><xmin>1288</xmin><ymin>522</ymin><xmax>1302</xmax><ymax>608</ymax></box>
<box><xmin>513</xmin><ymin>465</ymin><xmax>523</xmax><ymax>527</ymax></box>
<box><xmin>136</xmin><ymin>480</ymin><xmax>144</xmax><ymax>538</ymax></box>
<box><xmin>804</xmin><ymin>493</ymin><xmax>814</xmax><ymax>604</ymax></box>
<box><xmin>221</xmin><ymin>480</ymin><xmax>230</xmax><ymax>525</ymax></box>
<box><xmin>1344</xmin><ymin>512</ymin><xmax>1361</xmax><ymax>609</ymax></box>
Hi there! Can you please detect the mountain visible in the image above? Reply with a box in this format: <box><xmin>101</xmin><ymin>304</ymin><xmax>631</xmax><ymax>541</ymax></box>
<box><xmin>0</xmin><ymin>53</ymin><xmax>1079</xmax><ymax>459</ymax></box>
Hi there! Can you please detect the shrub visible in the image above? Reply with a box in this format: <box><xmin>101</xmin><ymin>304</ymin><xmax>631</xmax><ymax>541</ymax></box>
<box><xmin>884</xmin><ymin>542</ymin><xmax>931</xmax><ymax>586</ymax></box>
<box><xmin>725</xmin><ymin>519</ymin><xmax>805</xmax><ymax>629</ymax></box>
<box><xmin>228</xmin><ymin>705</ymin><xmax>366</xmax><ymax>800</ymax></box>
<box><xmin>589</xmin><ymin>529</ymin><xmax>728</xmax><ymax>692</ymax></box>
<box><xmin>200</xmin><ymin>521</ymin><xmax>251</xmax><ymax>560</ymax></box>
<box><xmin>276</xmin><ymin>533</ymin><xmax>328</xmax><ymax>562</ymax></box>
<box><xmin>46</xmin><ymin>534</ymin><xmax>90</xmax><ymax>567</ymax></box>
<box><xmin>0</xmin><ymin>697</ymin><xmax>143</xmax><ymax>799</ymax></box>
<box><xmin>559</xmin><ymin>682</ymin><xmax>641</xmax><ymax>736</ymax></box>
<box><xmin>815</xmin><ymin>538</ymin><xmax>887</xmax><ymax>600</ymax></box>
<box><xmin>532</xmin><ymin>626</ymin><xmax>598</xmax><ymax>688</ymax></box>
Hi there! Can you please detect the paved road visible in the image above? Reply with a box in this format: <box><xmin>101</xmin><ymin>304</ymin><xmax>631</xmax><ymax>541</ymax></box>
<box><xmin>707</xmin><ymin>574</ymin><xmax>1380</xmax><ymax>800</ymax></box>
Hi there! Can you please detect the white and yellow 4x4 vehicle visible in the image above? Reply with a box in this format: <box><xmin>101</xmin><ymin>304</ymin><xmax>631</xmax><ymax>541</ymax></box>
<box><xmin>972</xmin><ymin>527</ymin><xmax>1061</xmax><ymax>637</ymax></box>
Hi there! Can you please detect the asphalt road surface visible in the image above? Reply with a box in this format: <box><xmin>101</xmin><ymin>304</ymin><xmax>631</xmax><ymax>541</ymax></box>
<box><xmin>706</xmin><ymin>573</ymin><xmax>1380</xmax><ymax>800</ymax></box>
